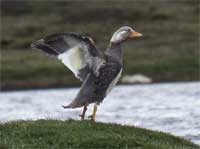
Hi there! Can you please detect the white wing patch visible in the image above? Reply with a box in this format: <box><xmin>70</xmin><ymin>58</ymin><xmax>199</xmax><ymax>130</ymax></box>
<box><xmin>57</xmin><ymin>46</ymin><xmax>83</xmax><ymax>78</ymax></box>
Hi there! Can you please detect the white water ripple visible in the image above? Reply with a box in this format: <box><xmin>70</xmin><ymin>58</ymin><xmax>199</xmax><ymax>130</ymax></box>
<box><xmin>0</xmin><ymin>82</ymin><xmax>200</xmax><ymax>145</ymax></box>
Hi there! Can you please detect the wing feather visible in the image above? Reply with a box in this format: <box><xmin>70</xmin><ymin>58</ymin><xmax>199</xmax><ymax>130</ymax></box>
<box><xmin>31</xmin><ymin>33</ymin><xmax>105</xmax><ymax>81</ymax></box>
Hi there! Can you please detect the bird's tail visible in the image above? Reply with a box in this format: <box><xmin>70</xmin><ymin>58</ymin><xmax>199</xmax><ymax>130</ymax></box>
<box><xmin>62</xmin><ymin>97</ymin><xmax>86</xmax><ymax>109</ymax></box>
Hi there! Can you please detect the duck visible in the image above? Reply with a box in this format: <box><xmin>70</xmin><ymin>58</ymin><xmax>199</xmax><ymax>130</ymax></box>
<box><xmin>31</xmin><ymin>26</ymin><xmax>142</xmax><ymax>121</ymax></box>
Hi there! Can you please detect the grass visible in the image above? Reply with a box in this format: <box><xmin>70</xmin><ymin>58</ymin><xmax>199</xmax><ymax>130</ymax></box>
<box><xmin>0</xmin><ymin>120</ymin><xmax>199</xmax><ymax>149</ymax></box>
<box><xmin>1</xmin><ymin>0</ymin><xmax>199</xmax><ymax>90</ymax></box>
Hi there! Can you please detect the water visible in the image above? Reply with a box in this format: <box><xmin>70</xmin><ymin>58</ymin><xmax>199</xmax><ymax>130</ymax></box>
<box><xmin>0</xmin><ymin>82</ymin><xmax>200</xmax><ymax>145</ymax></box>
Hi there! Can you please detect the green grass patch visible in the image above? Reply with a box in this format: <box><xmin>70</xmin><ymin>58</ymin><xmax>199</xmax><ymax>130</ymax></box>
<box><xmin>0</xmin><ymin>120</ymin><xmax>199</xmax><ymax>149</ymax></box>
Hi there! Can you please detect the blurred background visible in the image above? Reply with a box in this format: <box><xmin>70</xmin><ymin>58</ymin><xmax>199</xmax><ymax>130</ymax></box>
<box><xmin>0</xmin><ymin>0</ymin><xmax>200</xmax><ymax>145</ymax></box>
<box><xmin>1</xmin><ymin>0</ymin><xmax>199</xmax><ymax>90</ymax></box>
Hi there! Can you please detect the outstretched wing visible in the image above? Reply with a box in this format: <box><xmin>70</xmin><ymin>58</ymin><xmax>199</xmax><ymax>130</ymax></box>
<box><xmin>31</xmin><ymin>33</ymin><xmax>105</xmax><ymax>81</ymax></box>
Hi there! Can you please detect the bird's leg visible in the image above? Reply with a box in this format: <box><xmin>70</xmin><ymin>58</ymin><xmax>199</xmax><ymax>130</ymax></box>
<box><xmin>79</xmin><ymin>105</ymin><xmax>87</xmax><ymax>120</ymax></box>
<box><xmin>88</xmin><ymin>103</ymin><xmax>98</xmax><ymax>121</ymax></box>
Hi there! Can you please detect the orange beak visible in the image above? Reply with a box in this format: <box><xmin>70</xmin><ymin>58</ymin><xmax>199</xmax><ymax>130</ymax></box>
<box><xmin>128</xmin><ymin>31</ymin><xmax>143</xmax><ymax>38</ymax></box>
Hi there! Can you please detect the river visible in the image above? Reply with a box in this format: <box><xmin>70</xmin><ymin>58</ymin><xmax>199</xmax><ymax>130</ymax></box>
<box><xmin>0</xmin><ymin>82</ymin><xmax>200</xmax><ymax>144</ymax></box>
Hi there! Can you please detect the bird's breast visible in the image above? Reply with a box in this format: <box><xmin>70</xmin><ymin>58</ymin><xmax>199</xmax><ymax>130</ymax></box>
<box><xmin>106</xmin><ymin>68</ymin><xmax>122</xmax><ymax>95</ymax></box>
<box><xmin>93</xmin><ymin>60</ymin><xmax>122</xmax><ymax>100</ymax></box>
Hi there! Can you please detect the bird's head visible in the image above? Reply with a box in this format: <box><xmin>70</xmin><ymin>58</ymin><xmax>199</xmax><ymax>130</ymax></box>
<box><xmin>110</xmin><ymin>26</ymin><xmax>142</xmax><ymax>44</ymax></box>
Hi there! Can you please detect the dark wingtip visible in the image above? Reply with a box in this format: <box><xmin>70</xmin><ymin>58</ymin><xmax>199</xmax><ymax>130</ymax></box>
<box><xmin>30</xmin><ymin>39</ymin><xmax>58</xmax><ymax>56</ymax></box>
<box><xmin>30</xmin><ymin>39</ymin><xmax>44</xmax><ymax>49</ymax></box>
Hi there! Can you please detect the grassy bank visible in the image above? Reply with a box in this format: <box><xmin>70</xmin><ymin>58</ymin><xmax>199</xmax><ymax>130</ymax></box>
<box><xmin>0</xmin><ymin>120</ymin><xmax>199</xmax><ymax>149</ymax></box>
<box><xmin>1</xmin><ymin>1</ymin><xmax>199</xmax><ymax>90</ymax></box>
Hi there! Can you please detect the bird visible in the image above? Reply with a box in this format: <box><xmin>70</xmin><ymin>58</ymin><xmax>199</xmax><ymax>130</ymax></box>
<box><xmin>31</xmin><ymin>26</ymin><xmax>142</xmax><ymax>121</ymax></box>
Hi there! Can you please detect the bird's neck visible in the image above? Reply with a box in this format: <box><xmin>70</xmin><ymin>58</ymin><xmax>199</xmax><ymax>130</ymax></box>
<box><xmin>105</xmin><ymin>42</ymin><xmax>123</xmax><ymax>64</ymax></box>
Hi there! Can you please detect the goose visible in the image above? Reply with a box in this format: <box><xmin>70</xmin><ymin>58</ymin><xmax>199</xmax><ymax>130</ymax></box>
<box><xmin>31</xmin><ymin>26</ymin><xmax>142</xmax><ymax>121</ymax></box>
